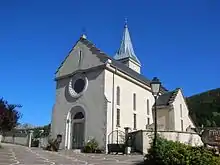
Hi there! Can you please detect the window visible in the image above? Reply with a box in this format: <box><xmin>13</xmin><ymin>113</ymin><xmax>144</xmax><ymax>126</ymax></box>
<box><xmin>78</xmin><ymin>50</ymin><xmax>82</xmax><ymax>67</ymax></box>
<box><xmin>147</xmin><ymin>99</ymin><xmax>150</xmax><ymax>115</ymax></box>
<box><xmin>68</xmin><ymin>73</ymin><xmax>88</xmax><ymax>98</ymax></box>
<box><xmin>133</xmin><ymin>93</ymin><xmax>136</xmax><ymax>110</ymax></box>
<box><xmin>116</xmin><ymin>109</ymin><xmax>120</xmax><ymax>126</ymax></box>
<box><xmin>181</xmin><ymin>119</ymin><xmax>184</xmax><ymax>131</ymax></box>
<box><xmin>116</xmin><ymin>86</ymin><xmax>120</xmax><ymax>106</ymax></box>
<box><xmin>133</xmin><ymin>114</ymin><xmax>137</xmax><ymax>129</ymax></box>
<box><xmin>180</xmin><ymin>104</ymin><xmax>183</xmax><ymax>118</ymax></box>
<box><xmin>74</xmin><ymin>79</ymin><xmax>86</xmax><ymax>93</ymax></box>
<box><xmin>147</xmin><ymin>117</ymin><xmax>150</xmax><ymax>125</ymax></box>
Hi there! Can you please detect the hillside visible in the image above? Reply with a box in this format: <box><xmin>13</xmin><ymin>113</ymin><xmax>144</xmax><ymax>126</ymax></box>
<box><xmin>186</xmin><ymin>88</ymin><xmax>220</xmax><ymax>127</ymax></box>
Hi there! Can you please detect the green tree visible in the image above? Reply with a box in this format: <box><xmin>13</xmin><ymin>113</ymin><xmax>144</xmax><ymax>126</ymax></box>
<box><xmin>186</xmin><ymin>88</ymin><xmax>220</xmax><ymax>127</ymax></box>
<box><xmin>206</xmin><ymin>120</ymin><xmax>211</xmax><ymax>127</ymax></box>
<box><xmin>211</xmin><ymin>121</ymin><xmax>217</xmax><ymax>127</ymax></box>
<box><xmin>0</xmin><ymin>98</ymin><xmax>22</xmax><ymax>134</ymax></box>
<box><xmin>32</xmin><ymin>124</ymin><xmax>51</xmax><ymax>138</ymax></box>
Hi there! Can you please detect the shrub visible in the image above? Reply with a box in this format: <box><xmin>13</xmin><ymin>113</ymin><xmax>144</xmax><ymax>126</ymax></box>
<box><xmin>82</xmin><ymin>138</ymin><xmax>100</xmax><ymax>153</ymax></box>
<box><xmin>31</xmin><ymin>138</ymin><xmax>39</xmax><ymax>147</ymax></box>
<box><xmin>144</xmin><ymin>136</ymin><xmax>220</xmax><ymax>165</ymax></box>
<box><xmin>44</xmin><ymin>135</ymin><xmax>61</xmax><ymax>152</ymax></box>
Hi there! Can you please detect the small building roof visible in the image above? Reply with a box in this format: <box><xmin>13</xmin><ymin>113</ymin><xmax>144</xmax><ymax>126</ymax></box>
<box><xmin>156</xmin><ymin>88</ymin><xmax>180</xmax><ymax>106</ymax></box>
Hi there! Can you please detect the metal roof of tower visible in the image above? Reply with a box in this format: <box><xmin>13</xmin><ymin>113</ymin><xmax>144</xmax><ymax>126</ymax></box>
<box><xmin>114</xmin><ymin>20</ymin><xmax>141</xmax><ymax>64</ymax></box>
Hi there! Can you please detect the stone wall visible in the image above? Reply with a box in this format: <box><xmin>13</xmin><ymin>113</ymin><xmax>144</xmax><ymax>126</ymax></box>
<box><xmin>2</xmin><ymin>133</ymin><xmax>29</xmax><ymax>146</ymax></box>
<box><xmin>1</xmin><ymin>132</ymin><xmax>49</xmax><ymax>148</ymax></box>
<box><xmin>130</xmin><ymin>130</ymin><xmax>204</xmax><ymax>154</ymax></box>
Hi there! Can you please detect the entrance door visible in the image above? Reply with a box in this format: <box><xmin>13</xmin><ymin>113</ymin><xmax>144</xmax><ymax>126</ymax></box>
<box><xmin>72</xmin><ymin>122</ymin><xmax>84</xmax><ymax>149</ymax></box>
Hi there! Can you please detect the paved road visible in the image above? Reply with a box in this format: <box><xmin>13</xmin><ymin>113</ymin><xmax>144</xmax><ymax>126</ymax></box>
<box><xmin>0</xmin><ymin>143</ymin><xmax>143</xmax><ymax>165</ymax></box>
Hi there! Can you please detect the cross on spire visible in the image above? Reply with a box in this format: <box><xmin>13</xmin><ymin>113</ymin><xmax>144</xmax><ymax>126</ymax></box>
<box><xmin>81</xmin><ymin>27</ymin><xmax>87</xmax><ymax>39</ymax></box>
<box><xmin>124</xmin><ymin>18</ymin><xmax>128</xmax><ymax>27</ymax></box>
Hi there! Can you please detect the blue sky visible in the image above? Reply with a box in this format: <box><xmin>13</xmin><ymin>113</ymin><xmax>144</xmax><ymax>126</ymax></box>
<box><xmin>0</xmin><ymin>0</ymin><xmax>219</xmax><ymax>126</ymax></box>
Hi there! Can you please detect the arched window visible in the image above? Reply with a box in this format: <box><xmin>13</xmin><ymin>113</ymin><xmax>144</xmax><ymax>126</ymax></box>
<box><xmin>73</xmin><ymin>112</ymin><xmax>84</xmax><ymax>119</ymax></box>
<box><xmin>116</xmin><ymin>86</ymin><xmax>120</xmax><ymax>106</ymax></box>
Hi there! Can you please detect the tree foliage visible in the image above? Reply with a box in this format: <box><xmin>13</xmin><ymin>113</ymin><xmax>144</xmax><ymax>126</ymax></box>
<box><xmin>32</xmin><ymin>124</ymin><xmax>51</xmax><ymax>138</ymax></box>
<box><xmin>0</xmin><ymin>98</ymin><xmax>22</xmax><ymax>133</ymax></box>
<box><xmin>186</xmin><ymin>88</ymin><xmax>220</xmax><ymax>127</ymax></box>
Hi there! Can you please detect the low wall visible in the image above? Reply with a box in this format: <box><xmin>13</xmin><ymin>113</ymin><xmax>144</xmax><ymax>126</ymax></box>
<box><xmin>2</xmin><ymin>132</ymin><xmax>49</xmax><ymax>148</ymax></box>
<box><xmin>2</xmin><ymin>134</ymin><xmax>29</xmax><ymax>146</ymax></box>
<box><xmin>131</xmin><ymin>130</ymin><xmax>204</xmax><ymax>154</ymax></box>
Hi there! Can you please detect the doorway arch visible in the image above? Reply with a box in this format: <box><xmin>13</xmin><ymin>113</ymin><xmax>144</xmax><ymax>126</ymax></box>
<box><xmin>72</xmin><ymin>111</ymin><xmax>85</xmax><ymax>149</ymax></box>
<box><xmin>65</xmin><ymin>106</ymin><xmax>86</xmax><ymax>149</ymax></box>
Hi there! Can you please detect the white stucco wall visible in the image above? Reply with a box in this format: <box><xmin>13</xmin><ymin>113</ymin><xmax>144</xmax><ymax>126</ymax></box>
<box><xmin>104</xmin><ymin>67</ymin><xmax>155</xmax><ymax>144</ymax></box>
<box><xmin>135</xmin><ymin>130</ymin><xmax>203</xmax><ymax>154</ymax></box>
<box><xmin>172</xmin><ymin>90</ymin><xmax>195</xmax><ymax>131</ymax></box>
<box><xmin>127</xmin><ymin>60</ymin><xmax>140</xmax><ymax>73</ymax></box>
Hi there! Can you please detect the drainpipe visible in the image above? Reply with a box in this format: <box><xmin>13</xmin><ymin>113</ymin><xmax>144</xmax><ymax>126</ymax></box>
<box><xmin>111</xmin><ymin>66</ymin><xmax>117</xmax><ymax>143</ymax></box>
<box><xmin>105</xmin><ymin>59</ymin><xmax>117</xmax><ymax>144</ymax></box>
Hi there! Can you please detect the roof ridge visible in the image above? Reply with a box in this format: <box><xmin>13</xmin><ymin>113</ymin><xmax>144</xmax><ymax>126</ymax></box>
<box><xmin>55</xmin><ymin>36</ymin><xmax>168</xmax><ymax>93</ymax></box>
<box><xmin>167</xmin><ymin>89</ymin><xmax>179</xmax><ymax>105</ymax></box>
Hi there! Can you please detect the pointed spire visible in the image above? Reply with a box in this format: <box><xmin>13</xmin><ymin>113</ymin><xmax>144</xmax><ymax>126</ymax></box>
<box><xmin>114</xmin><ymin>20</ymin><xmax>140</xmax><ymax>64</ymax></box>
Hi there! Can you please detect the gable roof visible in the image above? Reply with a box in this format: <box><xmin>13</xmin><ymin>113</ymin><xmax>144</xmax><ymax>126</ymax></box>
<box><xmin>156</xmin><ymin>88</ymin><xmax>179</xmax><ymax>106</ymax></box>
<box><xmin>55</xmin><ymin>36</ymin><xmax>168</xmax><ymax>93</ymax></box>
<box><xmin>156</xmin><ymin>88</ymin><xmax>198</xmax><ymax>128</ymax></box>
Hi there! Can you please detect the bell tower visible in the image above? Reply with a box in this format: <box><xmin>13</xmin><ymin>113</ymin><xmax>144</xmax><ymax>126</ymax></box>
<box><xmin>114</xmin><ymin>21</ymin><xmax>141</xmax><ymax>73</ymax></box>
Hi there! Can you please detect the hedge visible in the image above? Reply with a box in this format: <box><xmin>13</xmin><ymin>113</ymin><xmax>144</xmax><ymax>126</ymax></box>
<box><xmin>144</xmin><ymin>136</ymin><xmax>220</xmax><ymax>165</ymax></box>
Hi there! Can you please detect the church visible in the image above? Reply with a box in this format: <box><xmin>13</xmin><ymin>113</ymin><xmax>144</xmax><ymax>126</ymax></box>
<box><xmin>51</xmin><ymin>22</ymin><xmax>197</xmax><ymax>152</ymax></box>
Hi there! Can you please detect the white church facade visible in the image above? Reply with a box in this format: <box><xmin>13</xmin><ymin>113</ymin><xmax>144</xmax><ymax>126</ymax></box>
<box><xmin>51</xmin><ymin>22</ymin><xmax>201</xmax><ymax>152</ymax></box>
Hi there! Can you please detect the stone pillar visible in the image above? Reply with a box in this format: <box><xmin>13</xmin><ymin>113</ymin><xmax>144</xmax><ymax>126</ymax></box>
<box><xmin>28</xmin><ymin>130</ymin><xmax>34</xmax><ymax>148</ymax></box>
<box><xmin>39</xmin><ymin>130</ymin><xmax>44</xmax><ymax>148</ymax></box>
<box><xmin>0</xmin><ymin>134</ymin><xmax>2</xmax><ymax>145</ymax></box>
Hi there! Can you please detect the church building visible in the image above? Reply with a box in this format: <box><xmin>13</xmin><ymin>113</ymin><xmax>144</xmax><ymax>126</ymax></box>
<box><xmin>51</xmin><ymin>22</ymin><xmax>196</xmax><ymax>151</ymax></box>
